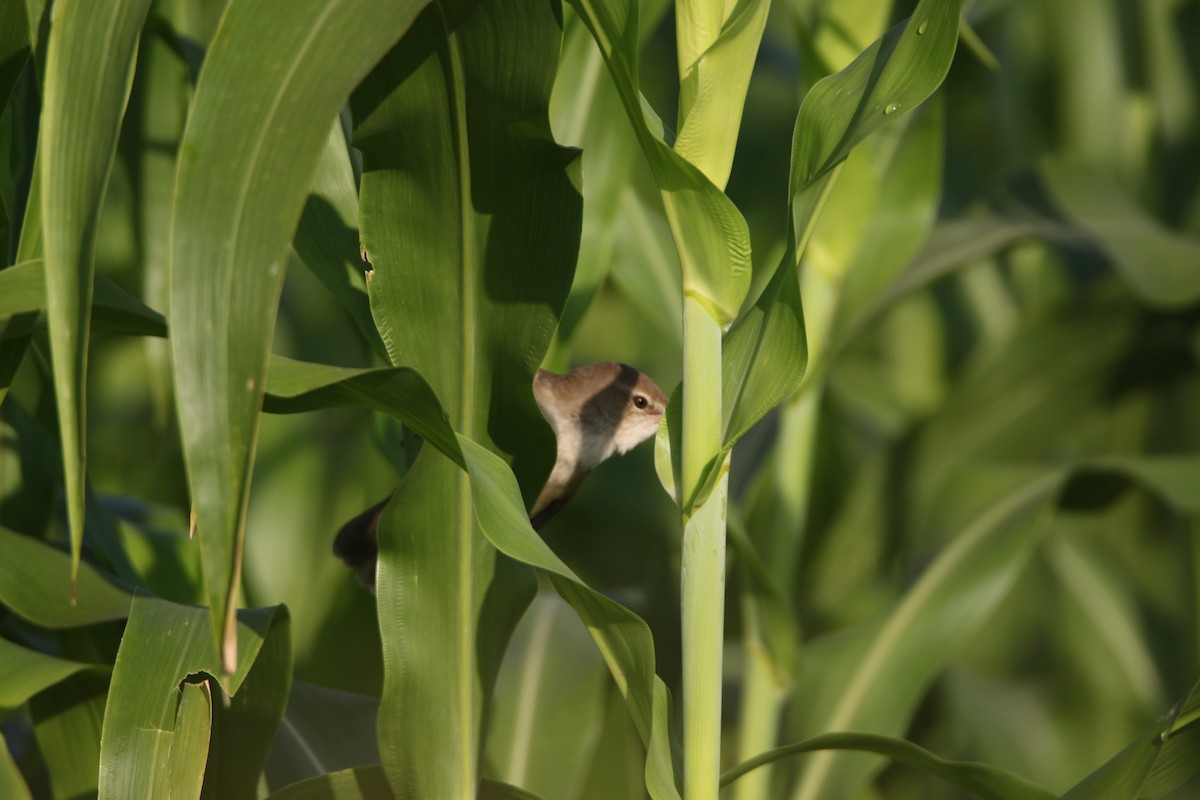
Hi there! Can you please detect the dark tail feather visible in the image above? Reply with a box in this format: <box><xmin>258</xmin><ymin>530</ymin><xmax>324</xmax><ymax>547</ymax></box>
<box><xmin>333</xmin><ymin>495</ymin><xmax>390</xmax><ymax>589</ymax></box>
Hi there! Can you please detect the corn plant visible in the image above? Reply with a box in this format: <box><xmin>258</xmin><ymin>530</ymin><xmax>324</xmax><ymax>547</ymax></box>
<box><xmin>2</xmin><ymin>0</ymin><xmax>1200</xmax><ymax>798</ymax></box>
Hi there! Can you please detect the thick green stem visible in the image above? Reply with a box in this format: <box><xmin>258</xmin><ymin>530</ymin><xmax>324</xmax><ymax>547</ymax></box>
<box><xmin>682</xmin><ymin>295</ymin><xmax>726</xmax><ymax>800</ymax></box>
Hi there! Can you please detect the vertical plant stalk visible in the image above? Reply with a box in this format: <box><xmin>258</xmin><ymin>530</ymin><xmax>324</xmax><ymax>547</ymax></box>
<box><xmin>681</xmin><ymin>295</ymin><xmax>727</xmax><ymax>800</ymax></box>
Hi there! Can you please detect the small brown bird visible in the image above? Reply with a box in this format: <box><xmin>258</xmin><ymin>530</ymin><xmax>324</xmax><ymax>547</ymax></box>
<box><xmin>334</xmin><ymin>361</ymin><xmax>668</xmax><ymax>588</ymax></box>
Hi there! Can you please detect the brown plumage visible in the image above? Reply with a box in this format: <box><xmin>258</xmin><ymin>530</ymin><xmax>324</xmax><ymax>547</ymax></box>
<box><xmin>333</xmin><ymin>361</ymin><xmax>667</xmax><ymax>589</ymax></box>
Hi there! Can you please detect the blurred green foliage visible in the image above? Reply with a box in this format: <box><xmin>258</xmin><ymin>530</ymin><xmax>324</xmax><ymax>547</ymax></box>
<box><xmin>2</xmin><ymin>0</ymin><xmax>1200</xmax><ymax>798</ymax></box>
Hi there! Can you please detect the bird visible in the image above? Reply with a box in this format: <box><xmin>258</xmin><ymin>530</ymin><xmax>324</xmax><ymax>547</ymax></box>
<box><xmin>333</xmin><ymin>361</ymin><xmax>668</xmax><ymax>588</ymax></box>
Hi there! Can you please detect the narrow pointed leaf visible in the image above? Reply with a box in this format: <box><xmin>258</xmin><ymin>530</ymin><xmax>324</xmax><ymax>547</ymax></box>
<box><xmin>0</xmin><ymin>258</ymin><xmax>167</xmax><ymax>339</ymax></box>
<box><xmin>567</xmin><ymin>0</ymin><xmax>752</xmax><ymax>324</ymax></box>
<box><xmin>0</xmin><ymin>637</ymin><xmax>104</xmax><ymax>709</ymax></box>
<box><xmin>169</xmin><ymin>0</ymin><xmax>428</xmax><ymax>675</ymax></box>
<box><xmin>0</xmin><ymin>526</ymin><xmax>132</xmax><ymax>626</ymax></box>
<box><xmin>40</xmin><ymin>0</ymin><xmax>153</xmax><ymax>591</ymax></box>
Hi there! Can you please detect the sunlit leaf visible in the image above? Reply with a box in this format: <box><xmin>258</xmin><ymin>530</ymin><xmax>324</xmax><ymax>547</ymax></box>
<box><xmin>566</xmin><ymin>0</ymin><xmax>752</xmax><ymax>325</ymax></box>
<box><xmin>168</xmin><ymin>0</ymin><xmax>428</xmax><ymax>675</ymax></box>
<box><xmin>40</xmin><ymin>0</ymin><xmax>153</xmax><ymax>592</ymax></box>
<box><xmin>349</xmin><ymin>0</ymin><xmax>581</xmax><ymax>793</ymax></box>
<box><xmin>458</xmin><ymin>435</ymin><xmax>681</xmax><ymax>800</ymax></box>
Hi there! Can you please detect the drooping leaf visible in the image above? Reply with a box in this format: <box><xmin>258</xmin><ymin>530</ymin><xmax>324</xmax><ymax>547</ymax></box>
<box><xmin>263</xmin><ymin>355</ymin><xmax>460</xmax><ymax>468</ymax></box>
<box><xmin>168</xmin><ymin>0</ymin><xmax>428</xmax><ymax>675</ymax></box>
<box><xmin>349</xmin><ymin>0</ymin><xmax>581</xmax><ymax>794</ymax></box>
<box><xmin>261</xmin><ymin>355</ymin><xmax>677</xmax><ymax>794</ymax></box>
<box><xmin>0</xmin><ymin>258</ymin><xmax>167</xmax><ymax>339</ymax></box>
<box><xmin>458</xmin><ymin>435</ymin><xmax>681</xmax><ymax>800</ymax></box>
<box><xmin>0</xmin><ymin>637</ymin><xmax>105</xmax><ymax>710</ymax></box>
<box><xmin>39</xmin><ymin>0</ymin><xmax>154</xmax><ymax>592</ymax></box>
<box><xmin>0</xmin><ymin>525</ymin><xmax>132</xmax><ymax>627</ymax></box>
<box><xmin>723</xmin><ymin>731</ymin><xmax>1056</xmax><ymax>800</ymax></box>
<box><xmin>566</xmin><ymin>0</ymin><xmax>752</xmax><ymax>325</ymax></box>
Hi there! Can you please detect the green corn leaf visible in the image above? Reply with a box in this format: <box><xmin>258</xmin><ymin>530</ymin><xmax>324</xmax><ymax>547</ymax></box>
<box><xmin>788</xmin><ymin>456</ymin><xmax>1200</xmax><ymax>800</ymax></box>
<box><xmin>566</xmin><ymin>0</ymin><xmax>752</xmax><ymax>325</ymax></box>
<box><xmin>485</xmin><ymin>593</ymin><xmax>611</xmax><ymax>798</ymax></box>
<box><xmin>40</xmin><ymin>0</ymin><xmax>153</xmax><ymax>595</ymax></box>
<box><xmin>674</xmin><ymin>0</ymin><xmax>771</xmax><ymax>188</ymax></box>
<box><xmin>0</xmin><ymin>525</ymin><xmax>132</xmax><ymax>627</ymax></box>
<box><xmin>263</xmin><ymin>355</ymin><xmax>461</xmax><ymax>468</ymax></box>
<box><xmin>1042</xmin><ymin>156</ymin><xmax>1200</xmax><ymax>309</ymax></box>
<box><xmin>458</xmin><ymin>434</ymin><xmax>681</xmax><ymax>800</ymax></box>
<box><xmin>789</xmin><ymin>0</ymin><xmax>962</xmax><ymax>251</ymax></box>
<box><xmin>656</xmin><ymin>0</ymin><xmax>962</xmax><ymax>511</ymax></box>
<box><xmin>723</xmin><ymin>731</ymin><xmax>1056</xmax><ymax>800</ymax></box>
<box><xmin>168</xmin><ymin>0</ymin><xmax>428</xmax><ymax>677</ymax></box>
<box><xmin>264</xmin><ymin>765</ymin><xmax>547</xmax><ymax>800</ymax></box>
<box><xmin>0</xmin><ymin>732</ymin><xmax>31</xmax><ymax>800</ymax></box>
<box><xmin>1062</xmin><ymin>678</ymin><xmax>1200</xmax><ymax>800</ymax></box>
<box><xmin>0</xmin><ymin>637</ymin><xmax>106</xmax><ymax>710</ymax></box>
<box><xmin>349</xmin><ymin>0</ymin><xmax>581</xmax><ymax>794</ymax></box>
<box><xmin>0</xmin><ymin>258</ymin><xmax>167</xmax><ymax>340</ymax></box>
<box><xmin>29</xmin><ymin>671</ymin><xmax>109</xmax><ymax>799</ymax></box>
<box><xmin>788</xmin><ymin>465</ymin><xmax>1064</xmax><ymax>800</ymax></box>
<box><xmin>263</xmin><ymin>682</ymin><xmax>381</xmax><ymax>790</ymax></box>
<box><xmin>98</xmin><ymin>595</ymin><xmax>291</xmax><ymax>799</ymax></box>
<box><xmin>258</xmin><ymin>359</ymin><xmax>682</xmax><ymax>799</ymax></box>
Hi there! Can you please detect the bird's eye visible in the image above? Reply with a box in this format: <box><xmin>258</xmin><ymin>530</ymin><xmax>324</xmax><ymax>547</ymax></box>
<box><xmin>633</xmin><ymin>394</ymin><xmax>648</xmax><ymax>410</ymax></box>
